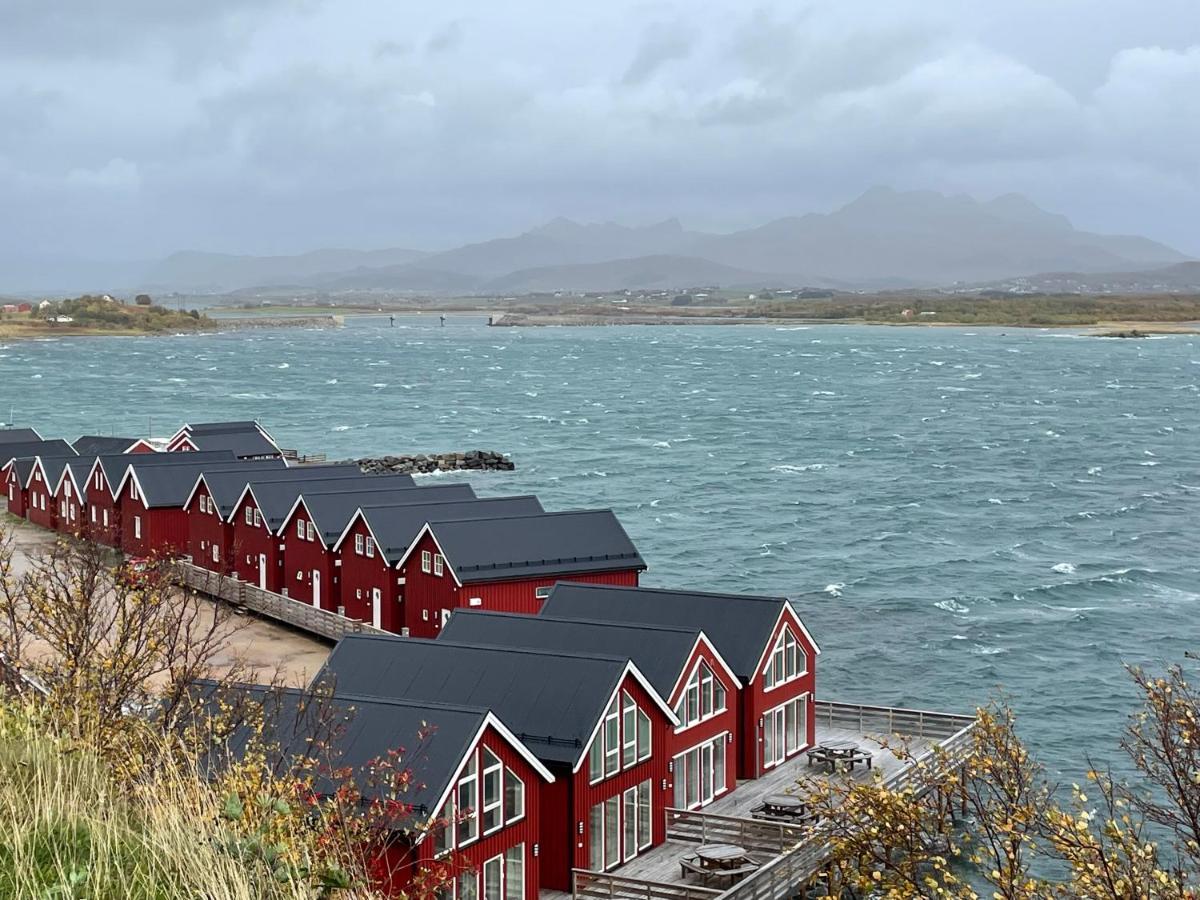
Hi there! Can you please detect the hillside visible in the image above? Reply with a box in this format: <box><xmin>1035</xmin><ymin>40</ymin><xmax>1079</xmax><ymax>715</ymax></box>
<box><xmin>0</xmin><ymin>295</ymin><xmax>210</xmax><ymax>338</ymax></box>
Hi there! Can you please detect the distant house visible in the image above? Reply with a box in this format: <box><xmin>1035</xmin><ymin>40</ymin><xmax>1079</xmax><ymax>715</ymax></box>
<box><xmin>38</xmin><ymin>301</ymin><xmax>52</xmax><ymax>311</ymax></box>
<box><xmin>167</xmin><ymin>421</ymin><xmax>282</xmax><ymax>459</ymax></box>
<box><xmin>54</xmin><ymin>316</ymin><xmax>73</xmax><ymax>324</ymax></box>
<box><xmin>16</xmin><ymin>303</ymin><xmax>31</xmax><ymax>313</ymax></box>
<box><xmin>1</xmin><ymin>305</ymin><xmax>16</xmax><ymax>314</ymax></box>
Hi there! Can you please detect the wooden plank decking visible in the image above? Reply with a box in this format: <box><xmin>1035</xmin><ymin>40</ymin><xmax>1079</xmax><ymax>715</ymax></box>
<box><xmin>560</xmin><ymin>703</ymin><xmax>975</xmax><ymax>900</ymax></box>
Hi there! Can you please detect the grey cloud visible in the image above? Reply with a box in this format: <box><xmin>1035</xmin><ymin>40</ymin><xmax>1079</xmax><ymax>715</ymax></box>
<box><xmin>425</xmin><ymin>20</ymin><xmax>465</xmax><ymax>55</ymax></box>
<box><xmin>622</xmin><ymin>21</ymin><xmax>694</xmax><ymax>85</ymax></box>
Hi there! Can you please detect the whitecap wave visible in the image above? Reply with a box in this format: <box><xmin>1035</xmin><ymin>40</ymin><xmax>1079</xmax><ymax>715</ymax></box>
<box><xmin>823</xmin><ymin>583</ymin><xmax>844</xmax><ymax>598</ymax></box>
<box><xmin>935</xmin><ymin>598</ymin><xmax>970</xmax><ymax>614</ymax></box>
<box><xmin>1051</xmin><ymin>562</ymin><xmax>1077</xmax><ymax>574</ymax></box>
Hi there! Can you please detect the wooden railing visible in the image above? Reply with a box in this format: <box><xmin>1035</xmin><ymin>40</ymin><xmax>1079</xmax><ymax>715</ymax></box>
<box><xmin>574</xmin><ymin>869</ymin><xmax>721</xmax><ymax>900</ymax></box>
<box><xmin>709</xmin><ymin>703</ymin><xmax>978</xmax><ymax>900</ymax></box>
<box><xmin>665</xmin><ymin>809</ymin><xmax>806</xmax><ymax>855</ymax></box>
<box><xmin>177</xmin><ymin>561</ymin><xmax>384</xmax><ymax>642</ymax></box>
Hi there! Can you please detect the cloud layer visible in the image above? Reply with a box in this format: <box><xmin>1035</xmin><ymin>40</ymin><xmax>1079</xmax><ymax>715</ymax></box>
<box><xmin>1</xmin><ymin>0</ymin><xmax>1198</xmax><ymax>260</ymax></box>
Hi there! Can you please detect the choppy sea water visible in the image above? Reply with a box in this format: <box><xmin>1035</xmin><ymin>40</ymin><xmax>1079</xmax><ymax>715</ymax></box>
<box><xmin>2</xmin><ymin>318</ymin><xmax>1198</xmax><ymax>779</ymax></box>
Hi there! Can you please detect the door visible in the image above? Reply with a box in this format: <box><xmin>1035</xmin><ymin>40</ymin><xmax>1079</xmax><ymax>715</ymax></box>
<box><xmin>371</xmin><ymin>588</ymin><xmax>382</xmax><ymax>629</ymax></box>
<box><xmin>258</xmin><ymin>554</ymin><xmax>267</xmax><ymax>590</ymax></box>
<box><xmin>312</xmin><ymin>570</ymin><xmax>321</xmax><ymax>609</ymax></box>
<box><xmin>763</xmin><ymin>706</ymin><xmax>786</xmax><ymax>770</ymax></box>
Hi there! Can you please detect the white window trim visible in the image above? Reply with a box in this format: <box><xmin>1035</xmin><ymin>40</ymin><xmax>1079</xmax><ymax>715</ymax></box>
<box><xmin>762</xmin><ymin>626</ymin><xmax>808</xmax><ymax>693</ymax></box>
<box><xmin>433</xmin><ymin>553</ymin><xmax>445</xmax><ymax>577</ymax></box>
<box><xmin>481</xmin><ymin>749</ymin><xmax>503</xmax><ymax>836</ymax></box>
<box><xmin>672</xmin><ymin>731</ymin><xmax>731</xmax><ymax>809</ymax></box>
<box><xmin>761</xmin><ymin>693</ymin><xmax>809</xmax><ymax>770</ymax></box>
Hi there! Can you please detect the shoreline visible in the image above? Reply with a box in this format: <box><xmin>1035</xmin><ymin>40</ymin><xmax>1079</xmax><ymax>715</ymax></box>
<box><xmin>0</xmin><ymin>314</ymin><xmax>341</xmax><ymax>342</ymax></box>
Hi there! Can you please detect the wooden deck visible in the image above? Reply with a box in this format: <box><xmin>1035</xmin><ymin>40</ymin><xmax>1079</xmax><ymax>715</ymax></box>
<box><xmin>562</xmin><ymin>702</ymin><xmax>974</xmax><ymax>900</ymax></box>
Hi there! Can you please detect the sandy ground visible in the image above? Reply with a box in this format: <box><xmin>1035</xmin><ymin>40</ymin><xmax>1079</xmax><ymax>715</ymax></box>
<box><xmin>2</xmin><ymin>513</ymin><xmax>330</xmax><ymax>687</ymax></box>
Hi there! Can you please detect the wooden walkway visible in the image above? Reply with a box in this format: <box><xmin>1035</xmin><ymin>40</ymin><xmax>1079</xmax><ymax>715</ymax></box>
<box><xmin>177</xmin><ymin>561</ymin><xmax>385</xmax><ymax>643</ymax></box>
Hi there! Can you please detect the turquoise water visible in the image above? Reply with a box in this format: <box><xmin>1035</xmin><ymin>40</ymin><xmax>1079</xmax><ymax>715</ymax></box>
<box><xmin>3</xmin><ymin>319</ymin><xmax>1198</xmax><ymax>778</ymax></box>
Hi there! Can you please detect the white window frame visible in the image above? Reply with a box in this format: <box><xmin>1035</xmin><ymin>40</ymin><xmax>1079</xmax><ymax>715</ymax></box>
<box><xmin>365</xmin><ymin>536</ymin><xmax>375</xmax><ymax>558</ymax></box>
<box><xmin>433</xmin><ymin>553</ymin><xmax>445</xmax><ymax>577</ymax></box>
<box><xmin>762</xmin><ymin>626</ymin><xmax>807</xmax><ymax>692</ymax></box>
<box><xmin>534</xmin><ymin>586</ymin><xmax>552</xmax><ymax>601</ymax></box>
<box><xmin>244</xmin><ymin>506</ymin><xmax>253</xmax><ymax>526</ymax></box>
<box><xmin>306</xmin><ymin>521</ymin><xmax>315</xmax><ymax>541</ymax></box>
<box><xmin>296</xmin><ymin>520</ymin><xmax>305</xmax><ymax>540</ymax></box>
<box><xmin>421</xmin><ymin>550</ymin><xmax>432</xmax><ymax>573</ymax></box>
<box><xmin>481</xmin><ymin>748</ymin><xmax>503</xmax><ymax>835</ymax></box>
<box><xmin>672</xmin><ymin>732</ymin><xmax>729</xmax><ymax>810</ymax></box>
<box><xmin>253</xmin><ymin>509</ymin><xmax>262</xmax><ymax>528</ymax></box>
<box><xmin>133</xmin><ymin>515</ymin><xmax>141</xmax><ymax>539</ymax></box>
<box><xmin>761</xmin><ymin>694</ymin><xmax>808</xmax><ymax>770</ymax></box>
<box><xmin>355</xmin><ymin>533</ymin><xmax>364</xmax><ymax>555</ymax></box>
<box><xmin>503</xmin><ymin>766</ymin><xmax>525</xmax><ymax>824</ymax></box>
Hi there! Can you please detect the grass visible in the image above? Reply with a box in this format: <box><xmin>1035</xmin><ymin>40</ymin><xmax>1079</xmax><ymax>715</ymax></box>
<box><xmin>0</xmin><ymin>297</ymin><xmax>212</xmax><ymax>340</ymax></box>
<box><xmin>0</xmin><ymin>699</ymin><xmax>329</xmax><ymax>900</ymax></box>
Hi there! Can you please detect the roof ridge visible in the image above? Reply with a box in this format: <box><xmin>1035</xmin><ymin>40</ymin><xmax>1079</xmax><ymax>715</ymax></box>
<box><xmin>431</xmin><ymin>508</ymin><xmax>614</xmax><ymax>525</ymax></box>
<box><xmin>556</xmin><ymin>581</ymin><xmax>788</xmax><ymax>604</ymax></box>
<box><xmin>344</xmin><ymin>634</ymin><xmax>631</xmax><ymax>665</ymax></box>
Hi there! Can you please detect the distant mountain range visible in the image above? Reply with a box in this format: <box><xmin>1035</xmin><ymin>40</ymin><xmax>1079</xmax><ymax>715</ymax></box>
<box><xmin>5</xmin><ymin>188</ymin><xmax>1193</xmax><ymax>295</ymax></box>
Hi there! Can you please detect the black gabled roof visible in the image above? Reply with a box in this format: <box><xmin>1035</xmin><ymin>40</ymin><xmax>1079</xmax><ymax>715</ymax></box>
<box><xmin>441</xmin><ymin>610</ymin><xmax>702</xmax><ymax>698</ymax></box>
<box><xmin>0</xmin><ymin>427</ymin><xmax>43</xmax><ymax>444</ymax></box>
<box><xmin>425</xmin><ymin>510</ymin><xmax>644</xmax><ymax>584</ymax></box>
<box><xmin>183</xmin><ymin>680</ymin><xmax>494</xmax><ymax>815</ymax></box>
<box><xmin>317</xmin><ymin>636</ymin><xmax>634</xmax><ymax>765</ymax></box>
<box><xmin>354</xmin><ymin>495</ymin><xmax>544</xmax><ymax>562</ymax></box>
<box><xmin>196</xmin><ymin>464</ymin><xmax>367</xmax><ymax>519</ymax></box>
<box><xmin>183</xmin><ymin>431</ymin><xmax>280</xmax><ymax>458</ymax></box>
<box><xmin>2</xmin><ymin>439</ymin><xmax>75</xmax><ymax>468</ymax></box>
<box><xmin>13</xmin><ymin>449</ymin><xmax>78</xmax><ymax>487</ymax></box>
<box><xmin>542</xmin><ymin>583</ymin><xmax>803</xmax><ymax>680</ymax></box>
<box><xmin>186</xmin><ymin>421</ymin><xmax>263</xmax><ymax>434</ymax></box>
<box><xmin>300</xmin><ymin>484</ymin><xmax>477</xmax><ymax>544</ymax></box>
<box><xmin>71</xmin><ymin>435</ymin><xmax>144</xmax><ymax>457</ymax></box>
<box><xmin>98</xmin><ymin>449</ymin><xmax>237</xmax><ymax>488</ymax></box>
<box><xmin>132</xmin><ymin>460</ymin><xmax>286</xmax><ymax>508</ymax></box>
<box><xmin>244</xmin><ymin>474</ymin><xmax>415</xmax><ymax>530</ymax></box>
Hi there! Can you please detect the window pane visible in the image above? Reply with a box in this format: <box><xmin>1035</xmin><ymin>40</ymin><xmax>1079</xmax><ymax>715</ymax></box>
<box><xmin>458</xmin><ymin>872</ymin><xmax>477</xmax><ymax>900</ymax></box>
<box><xmin>623</xmin><ymin>789</ymin><xmax>637</xmax><ymax>860</ymax></box>
<box><xmin>433</xmin><ymin>799</ymin><xmax>453</xmax><ymax>855</ymax></box>
<box><xmin>484</xmin><ymin>857</ymin><xmax>502</xmax><ymax>900</ymax></box>
<box><xmin>685</xmin><ymin>749</ymin><xmax>699</xmax><ymax>808</ymax></box>
<box><xmin>588</xmin><ymin>803</ymin><xmax>604</xmax><ymax>870</ymax></box>
<box><xmin>604</xmin><ymin>796</ymin><xmax>620</xmax><ymax>869</ymax></box>
<box><xmin>701</xmin><ymin>743</ymin><xmax>713</xmax><ymax>803</ymax></box>
<box><xmin>504</xmin><ymin>767</ymin><xmax>524</xmax><ymax>821</ymax></box>
<box><xmin>763</xmin><ymin>717</ymin><xmax>775</xmax><ymax>764</ymax></box>
<box><xmin>785</xmin><ymin>701</ymin><xmax>798</xmax><ymax>754</ymax></box>
<box><xmin>714</xmin><ymin>739</ymin><xmax>726</xmax><ymax>793</ymax></box>
<box><xmin>588</xmin><ymin>738</ymin><xmax>604</xmax><ymax>782</ymax></box>
<box><xmin>622</xmin><ymin>694</ymin><xmax>636</xmax><ymax>768</ymax></box>
<box><xmin>637</xmin><ymin>780</ymin><xmax>652</xmax><ymax>849</ymax></box>
<box><xmin>714</xmin><ymin>679</ymin><xmax>726</xmax><ymax>713</ymax></box>
<box><xmin>673</xmin><ymin>754</ymin><xmax>686</xmax><ymax>808</ymax></box>
<box><xmin>505</xmin><ymin>845</ymin><xmax>524</xmax><ymax>900</ymax></box>
<box><xmin>636</xmin><ymin>709</ymin><xmax>651</xmax><ymax>761</ymax></box>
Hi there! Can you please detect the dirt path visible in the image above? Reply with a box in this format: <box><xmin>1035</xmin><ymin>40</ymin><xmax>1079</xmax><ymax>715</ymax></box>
<box><xmin>2</xmin><ymin>513</ymin><xmax>330</xmax><ymax>687</ymax></box>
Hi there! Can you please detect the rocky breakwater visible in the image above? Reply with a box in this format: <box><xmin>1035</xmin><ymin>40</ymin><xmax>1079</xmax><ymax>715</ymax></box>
<box><xmin>357</xmin><ymin>450</ymin><xmax>515</xmax><ymax>475</ymax></box>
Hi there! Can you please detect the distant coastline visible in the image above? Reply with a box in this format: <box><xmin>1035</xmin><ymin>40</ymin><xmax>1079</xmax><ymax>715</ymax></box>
<box><xmin>0</xmin><ymin>313</ymin><xmax>340</xmax><ymax>342</ymax></box>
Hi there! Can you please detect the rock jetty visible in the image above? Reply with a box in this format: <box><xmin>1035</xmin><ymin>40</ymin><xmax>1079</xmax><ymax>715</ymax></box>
<box><xmin>356</xmin><ymin>450</ymin><xmax>515</xmax><ymax>475</ymax></box>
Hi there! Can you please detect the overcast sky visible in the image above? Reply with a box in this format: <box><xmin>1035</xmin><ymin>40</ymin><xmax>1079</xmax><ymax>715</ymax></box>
<box><xmin>3</xmin><ymin>0</ymin><xmax>1198</xmax><ymax>261</ymax></box>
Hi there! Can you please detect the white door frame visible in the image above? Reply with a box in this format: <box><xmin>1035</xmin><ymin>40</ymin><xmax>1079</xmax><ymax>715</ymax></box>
<box><xmin>312</xmin><ymin>570</ymin><xmax>321</xmax><ymax>608</ymax></box>
<box><xmin>258</xmin><ymin>554</ymin><xmax>268</xmax><ymax>590</ymax></box>
<box><xmin>371</xmin><ymin>588</ymin><xmax>382</xmax><ymax>629</ymax></box>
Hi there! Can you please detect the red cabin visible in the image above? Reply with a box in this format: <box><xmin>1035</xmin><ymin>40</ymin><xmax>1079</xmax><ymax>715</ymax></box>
<box><xmin>318</xmin><ymin>637</ymin><xmax>678</xmax><ymax>891</ymax></box>
<box><xmin>2</xmin><ymin>439</ymin><xmax>77</xmax><ymax>517</ymax></box>
<box><xmin>167</xmin><ymin>421</ymin><xmax>282</xmax><ymax>459</ymax></box>
<box><xmin>50</xmin><ymin>459</ymin><xmax>91</xmax><ymax>536</ymax></box>
<box><xmin>440</xmin><ymin>611</ymin><xmax>742</xmax><ymax>812</ymax></box>
<box><xmin>332</xmin><ymin>496</ymin><xmax>545</xmax><ymax>631</ymax></box>
<box><xmin>116</xmin><ymin>458</ymin><xmax>283</xmax><ymax>558</ymax></box>
<box><xmin>71</xmin><ymin>435</ymin><xmax>156</xmax><ymax>457</ymax></box>
<box><xmin>542</xmin><ymin>583</ymin><xmax>822</xmax><ymax>780</ymax></box>
<box><xmin>276</xmin><ymin>484</ymin><xmax>476</xmax><ymax>613</ymax></box>
<box><xmin>394</xmin><ymin>510</ymin><xmax>644</xmax><ymax>639</ymax></box>
<box><xmin>195</xmin><ymin>682</ymin><xmax>553</xmax><ymax>900</ymax></box>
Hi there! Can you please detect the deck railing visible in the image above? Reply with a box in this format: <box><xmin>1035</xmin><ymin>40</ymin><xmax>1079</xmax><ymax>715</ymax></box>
<box><xmin>177</xmin><ymin>561</ymin><xmax>384</xmax><ymax>642</ymax></box>
<box><xmin>665</xmin><ymin>809</ymin><xmax>807</xmax><ymax>855</ymax></box>
<box><xmin>709</xmin><ymin>703</ymin><xmax>978</xmax><ymax>900</ymax></box>
<box><xmin>573</xmin><ymin>869</ymin><xmax>721</xmax><ymax>900</ymax></box>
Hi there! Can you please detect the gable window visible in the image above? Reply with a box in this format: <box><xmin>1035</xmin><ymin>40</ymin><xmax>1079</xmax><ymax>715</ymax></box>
<box><xmin>590</xmin><ymin>690</ymin><xmax>651</xmax><ymax>784</ymax></box>
<box><xmin>296</xmin><ymin>520</ymin><xmax>305</xmax><ymax>540</ymax></box>
<box><xmin>456</xmin><ymin>753</ymin><xmax>478</xmax><ymax>846</ymax></box>
<box><xmin>90</xmin><ymin>506</ymin><xmax>96</xmax><ymax>524</ymax></box>
<box><xmin>365</xmin><ymin>537</ymin><xmax>375</xmax><ymax>558</ymax></box>
<box><xmin>421</xmin><ymin>550</ymin><xmax>432</xmax><ymax>573</ymax></box>
<box><xmin>481</xmin><ymin>748</ymin><xmax>503</xmax><ymax>834</ymax></box>
<box><xmin>534</xmin><ymin>586</ymin><xmax>552</xmax><ymax>601</ymax></box>
<box><xmin>503</xmin><ymin>766</ymin><xmax>524</xmax><ymax>822</ymax></box>
<box><xmin>603</xmin><ymin>697</ymin><xmax>620</xmax><ymax>777</ymax></box>
<box><xmin>133</xmin><ymin>516</ymin><xmax>141</xmax><ymax>539</ymax></box>
<box><xmin>244</xmin><ymin>507</ymin><xmax>253</xmax><ymax>526</ymax></box>
<box><xmin>253</xmin><ymin>509</ymin><xmax>263</xmax><ymax>528</ymax></box>
<box><xmin>433</xmin><ymin>554</ymin><xmax>444</xmax><ymax>577</ymax></box>
<box><xmin>128</xmin><ymin>480</ymin><xmax>137</xmax><ymax>500</ymax></box>
<box><xmin>622</xmin><ymin>692</ymin><xmax>637</xmax><ymax>768</ymax></box>
<box><xmin>355</xmin><ymin>534</ymin><xmax>364</xmax><ymax>555</ymax></box>
<box><xmin>212</xmin><ymin>545</ymin><xmax>219</xmax><ymax>563</ymax></box>
<box><xmin>306</xmin><ymin>521</ymin><xmax>315</xmax><ymax>542</ymax></box>
<box><xmin>763</xmin><ymin>627</ymin><xmax>805</xmax><ymax>690</ymax></box>
<box><xmin>674</xmin><ymin>660</ymin><xmax>727</xmax><ymax>728</ymax></box>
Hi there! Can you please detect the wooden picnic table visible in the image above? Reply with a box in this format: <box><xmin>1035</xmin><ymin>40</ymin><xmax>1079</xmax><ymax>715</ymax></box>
<box><xmin>807</xmin><ymin>740</ymin><xmax>873</xmax><ymax>774</ymax></box>
<box><xmin>681</xmin><ymin>844</ymin><xmax>759</xmax><ymax>886</ymax></box>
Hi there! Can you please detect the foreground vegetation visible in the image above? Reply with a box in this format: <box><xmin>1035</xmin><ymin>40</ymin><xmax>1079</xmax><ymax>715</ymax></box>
<box><xmin>0</xmin><ymin>294</ymin><xmax>210</xmax><ymax>338</ymax></box>
<box><xmin>0</xmin><ymin>532</ymin><xmax>451</xmax><ymax>899</ymax></box>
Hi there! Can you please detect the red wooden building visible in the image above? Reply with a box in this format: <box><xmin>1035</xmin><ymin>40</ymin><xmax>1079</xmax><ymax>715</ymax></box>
<box><xmin>193</xmin><ymin>682</ymin><xmax>553</xmax><ymax>900</ymax></box>
<box><xmin>2</xmin><ymin>439</ymin><xmax>76</xmax><ymax>516</ymax></box>
<box><xmin>393</xmin><ymin>510</ymin><xmax>645</xmax><ymax>639</ymax></box>
<box><xmin>276</xmin><ymin>483</ymin><xmax>476</xmax><ymax>612</ymax></box>
<box><xmin>542</xmin><ymin>583</ymin><xmax>822</xmax><ymax>780</ymax></box>
<box><xmin>71</xmin><ymin>435</ymin><xmax>156</xmax><ymax>456</ymax></box>
<box><xmin>116</xmin><ymin>458</ymin><xmax>283</xmax><ymax>557</ymax></box>
<box><xmin>317</xmin><ymin>637</ymin><xmax>678</xmax><ymax>891</ymax></box>
<box><xmin>167</xmin><ymin>421</ymin><xmax>281</xmax><ymax>459</ymax></box>
<box><xmin>440</xmin><ymin>611</ymin><xmax>742</xmax><ymax>812</ymax></box>
<box><xmin>332</xmin><ymin>496</ymin><xmax>545</xmax><ymax>632</ymax></box>
<box><xmin>182</xmin><ymin>465</ymin><xmax>388</xmax><ymax>576</ymax></box>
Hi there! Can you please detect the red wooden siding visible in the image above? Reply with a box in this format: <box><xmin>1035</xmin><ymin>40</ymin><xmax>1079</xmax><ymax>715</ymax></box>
<box><xmin>52</xmin><ymin>477</ymin><xmax>85</xmax><ymax>537</ymax></box>
<box><xmin>118</xmin><ymin>484</ymin><xmax>190</xmax><ymax>557</ymax></box>
<box><xmin>337</xmin><ymin>517</ymin><xmax>398</xmax><ymax>629</ymax></box>
<box><xmin>743</xmin><ymin>613</ymin><xmax>817</xmax><ymax>780</ymax></box>
<box><xmin>402</xmin><ymin>725</ymin><xmax>544</xmax><ymax>900</ymax></box>
<box><xmin>401</xmin><ymin>532</ymin><xmax>641</xmax><ymax>639</ymax></box>
<box><xmin>87</xmin><ymin>469</ymin><xmax>120</xmax><ymax>546</ymax></box>
<box><xmin>4</xmin><ymin>467</ymin><xmax>25</xmax><ymax>517</ymax></box>
<box><xmin>229</xmin><ymin>495</ymin><xmax>282</xmax><ymax>590</ymax></box>
<box><xmin>278</xmin><ymin>504</ymin><xmax>337</xmax><ymax>611</ymax></box>
<box><xmin>186</xmin><ymin>486</ymin><xmax>234</xmax><ymax>574</ymax></box>
<box><xmin>562</xmin><ymin>673</ymin><xmax>672</xmax><ymax>890</ymax></box>
<box><xmin>663</xmin><ymin>641</ymin><xmax>740</xmax><ymax>808</ymax></box>
<box><xmin>25</xmin><ymin>464</ymin><xmax>55</xmax><ymax>530</ymax></box>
